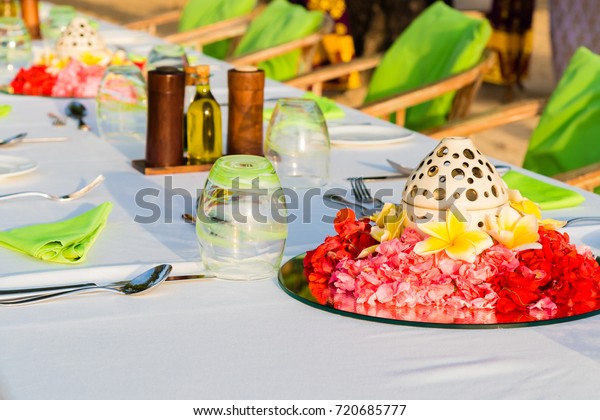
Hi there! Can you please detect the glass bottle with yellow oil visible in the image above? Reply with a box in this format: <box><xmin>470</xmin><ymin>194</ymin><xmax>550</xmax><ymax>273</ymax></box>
<box><xmin>186</xmin><ymin>65</ymin><xmax>222</xmax><ymax>164</ymax></box>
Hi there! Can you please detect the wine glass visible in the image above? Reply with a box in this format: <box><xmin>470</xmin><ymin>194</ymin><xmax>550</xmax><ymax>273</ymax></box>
<box><xmin>146</xmin><ymin>44</ymin><xmax>188</xmax><ymax>73</ymax></box>
<box><xmin>196</xmin><ymin>155</ymin><xmax>287</xmax><ymax>280</ymax></box>
<box><xmin>264</xmin><ymin>98</ymin><xmax>331</xmax><ymax>189</ymax></box>
<box><xmin>96</xmin><ymin>65</ymin><xmax>147</xmax><ymax>141</ymax></box>
<box><xmin>0</xmin><ymin>17</ymin><xmax>33</xmax><ymax>84</ymax></box>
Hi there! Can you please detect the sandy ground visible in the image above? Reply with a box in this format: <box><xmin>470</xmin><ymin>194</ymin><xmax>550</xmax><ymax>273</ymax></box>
<box><xmin>53</xmin><ymin>0</ymin><xmax>554</xmax><ymax>166</ymax></box>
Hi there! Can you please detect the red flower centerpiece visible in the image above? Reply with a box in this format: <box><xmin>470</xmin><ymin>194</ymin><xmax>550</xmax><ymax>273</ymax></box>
<box><xmin>304</xmin><ymin>138</ymin><xmax>600</xmax><ymax>321</ymax></box>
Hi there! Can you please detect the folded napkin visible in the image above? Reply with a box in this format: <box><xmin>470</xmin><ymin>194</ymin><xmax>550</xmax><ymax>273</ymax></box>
<box><xmin>263</xmin><ymin>92</ymin><xmax>345</xmax><ymax>121</ymax></box>
<box><xmin>0</xmin><ymin>105</ymin><xmax>11</xmax><ymax>118</ymax></box>
<box><xmin>0</xmin><ymin>202</ymin><xmax>113</xmax><ymax>264</ymax></box>
<box><xmin>502</xmin><ymin>171</ymin><xmax>585</xmax><ymax>210</ymax></box>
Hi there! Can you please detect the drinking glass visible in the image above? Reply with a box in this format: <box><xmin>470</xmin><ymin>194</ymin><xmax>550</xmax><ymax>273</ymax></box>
<box><xmin>264</xmin><ymin>98</ymin><xmax>330</xmax><ymax>189</ymax></box>
<box><xmin>41</xmin><ymin>5</ymin><xmax>76</xmax><ymax>43</ymax></box>
<box><xmin>0</xmin><ymin>17</ymin><xmax>33</xmax><ymax>84</ymax></box>
<box><xmin>196</xmin><ymin>155</ymin><xmax>288</xmax><ymax>280</ymax></box>
<box><xmin>146</xmin><ymin>44</ymin><xmax>187</xmax><ymax>72</ymax></box>
<box><xmin>96</xmin><ymin>65</ymin><xmax>147</xmax><ymax>141</ymax></box>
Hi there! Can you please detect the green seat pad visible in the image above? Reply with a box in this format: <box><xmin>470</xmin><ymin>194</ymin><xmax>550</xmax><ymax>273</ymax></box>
<box><xmin>365</xmin><ymin>2</ymin><xmax>491</xmax><ymax>131</ymax></box>
<box><xmin>233</xmin><ymin>0</ymin><xmax>324</xmax><ymax>81</ymax></box>
<box><xmin>523</xmin><ymin>47</ymin><xmax>600</xmax><ymax>177</ymax></box>
<box><xmin>178</xmin><ymin>0</ymin><xmax>257</xmax><ymax>60</ymax></box>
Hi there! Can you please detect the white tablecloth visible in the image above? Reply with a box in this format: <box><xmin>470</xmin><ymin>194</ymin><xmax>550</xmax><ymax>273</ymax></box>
<box><xmin>1</xmin><ymin>21</ymin><xmax>600</xmax><ymax>400</ymax></box>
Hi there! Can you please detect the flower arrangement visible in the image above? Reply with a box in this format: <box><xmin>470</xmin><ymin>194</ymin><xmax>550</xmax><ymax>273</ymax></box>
<box><xmin>9</xmin><ymin>50</ymin><xmax>142</xmax><ymax>98</ymax></box>
<box><xmin>304</xmin><ymin>195</ymin><xmax>600</xmax><ymax>320</ymax></box>
<box><xmin>304</xmin><ymin>136</ymin><xmax>600</xmax><ymax>323</ymax></box>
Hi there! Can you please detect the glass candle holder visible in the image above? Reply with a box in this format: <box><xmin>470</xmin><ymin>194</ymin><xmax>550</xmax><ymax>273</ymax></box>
<box><xmin>196</xmin><ymin>155</ymin><xmax>288</xmax><ymax>280</ymax></box>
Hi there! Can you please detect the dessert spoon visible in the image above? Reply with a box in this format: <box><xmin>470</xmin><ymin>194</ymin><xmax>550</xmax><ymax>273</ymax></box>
<box><xmin>0</xmin><ymin>264</ymin><xmax>172</xmax><ymax>305</ymax></box>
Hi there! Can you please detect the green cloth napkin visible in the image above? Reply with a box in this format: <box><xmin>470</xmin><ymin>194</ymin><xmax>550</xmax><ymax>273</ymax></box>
<box><xmin>263</xmin><ymin>92</ymin><xmax>345</xmax><ymax>121</ymax></box>
<box><xmin>0</xmin><ymin>105</ymin><xmax>12</xmax><ymax>118</ymax></box>
<box><xmin>365</xmin><ymin>2</ymin><xmax>491</xmax><ymax>131</ymax></box>
<box><xmin>502</xmin><ymin>171</ymin><xmax>585</xmax><ymax>210</ymax></box>
<box><xmin>0</xmin><ymin>202</ymin><xmax>113</xmax><ymax>264</ymax></box>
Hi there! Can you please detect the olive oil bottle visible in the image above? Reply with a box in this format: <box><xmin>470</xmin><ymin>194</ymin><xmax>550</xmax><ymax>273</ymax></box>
<box><xmin>187</xmin><ymin>65</ymin><xmax>222</xmax><ymax>164</ymax></box>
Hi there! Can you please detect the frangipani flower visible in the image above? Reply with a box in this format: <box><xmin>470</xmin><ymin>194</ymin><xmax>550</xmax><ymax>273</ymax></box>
<box><xmin>485</xmin><ymin>206</ymin><xmax>542</xmax><ymax>251</ymax></box>
<box><xmin>508</xmin><ymin>189</ymin><xmax>565</xmax><ymax>230</ymax></box>
<box><xmin>358</xmin><ymin>203</ymin><xmax>406</xmax><ymax>258</ymax></box>
<box><xmin>413</xmin><ymin>210</ymin><xmax>493</xmax><ymax>263</ymax></box>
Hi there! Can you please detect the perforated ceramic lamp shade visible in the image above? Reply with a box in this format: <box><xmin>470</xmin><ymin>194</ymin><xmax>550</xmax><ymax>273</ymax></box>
<box><xmin>402</xmin><ymin>137</ymin><xmax>509</xmax><ymax>227</ymax></box>
<box><xmin>56</xmin><ymin>17</ymin><xmax>105</xmax><ymax>58</ymax></box>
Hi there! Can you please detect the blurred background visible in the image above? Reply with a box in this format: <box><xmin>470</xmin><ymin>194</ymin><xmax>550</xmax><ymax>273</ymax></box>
<box><xmin>51</xmin><ymin>0</ymin><xmax>555</xmax><ymax>166</ymax></box>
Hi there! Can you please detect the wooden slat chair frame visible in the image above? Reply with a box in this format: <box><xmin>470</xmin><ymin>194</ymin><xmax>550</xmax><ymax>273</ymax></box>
<box><xmin>423</xmin><ymin>98</ymin><xmax>600</xmax><ymax>192</ymax></box>
<box><xmin>286</xmin><ymin>49</ymin><xmax>496</xmax><ymax>127</ymax></box>
<box><xmin>164</xmin><ymin>13</ymin><xmax>334</xmax><ymax>79</ymax></box>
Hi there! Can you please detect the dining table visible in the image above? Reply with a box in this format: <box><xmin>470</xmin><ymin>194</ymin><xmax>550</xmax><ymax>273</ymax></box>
<box><xmin>2</xmin><ymin>8</ymin><xmax>600</xmax><ymax>401</ymax></box>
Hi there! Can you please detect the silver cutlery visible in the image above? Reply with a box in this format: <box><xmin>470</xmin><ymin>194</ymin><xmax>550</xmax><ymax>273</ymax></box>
<box><xmin>0</xmin><ymin>271</ymin><xmax>215</xmax><ymax>297</ymax></box>
<box><xmin>323</xmin><ymin>193</ymin><xmax>375</xmax><ymax>216</ymax></box>
<box><xmin>66</xmin><ymin>101</ymin><xmax>91</xmax><ymax>131</ymax></box>
<box><xmin>48</xmin><ymin>112</ymin><xmax>67</xmax><ymax>126</ymax></box>
<box><xmin>349</xmin><ymin>177</ymin><xmax>385</xmax><ymax>208</ymax></box>
<box><xmin>386</xmin><ymin>158</ymin><xmax>512</xmax><ymax>176</ymax></box>
<box><xmin>562</xmin><ymin>217</ymin><xmax>600</xmax><ymax>227</ymax></box>
<box><xmin>349</xmin><ymin>174</ymin><xmax>408</xmax><ymax>182</ymax></box>
<box><xmin>0</xmin><ymin>132</ymin><xmax>68</xmax><ymax>147</ymax></box>
<box><xmin>0</xmin><ymin>264</ymin><xmax>172</xmax><ymax>306</ymax></box>
<box><xmin>0</xmin><ymin>174</ymin><xmax>105</xmax><ymax>202</ymax></box>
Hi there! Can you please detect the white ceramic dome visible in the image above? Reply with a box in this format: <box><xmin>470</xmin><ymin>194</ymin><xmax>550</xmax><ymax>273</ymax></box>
<box><xmin>402</xmin><ymin>137</ymin><xmax>509</xmax><ymax>227</ymax></box>
<box><xmin>55</xmin><ymin>17</ymin><xmax>105</xmax><ymax>58</ymax></box>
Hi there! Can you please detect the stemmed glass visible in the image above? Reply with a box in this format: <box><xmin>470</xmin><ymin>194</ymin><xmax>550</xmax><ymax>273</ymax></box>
<box><xmin>196</xmin><ymin>155</ymin><xmax>287</xmax><ymax>280</ymax></box>
<box><xmin>0</xmin><ymin>17</ymin><xmax>33</xmax><ymax>84</ymax></box>
<box><xmin>264</xmin><ymin>98</ymin><xmax>331</xmax><ymax>189</ymax></box>
<box><xmin>96</xmin><ymin>65</ymin><xmax>147</xmax><ymax>141</ymax></box>
<box><xmin>146</xmin><ymin>44</ymin><xmax>188</xmax><ymax>73</ymax></box>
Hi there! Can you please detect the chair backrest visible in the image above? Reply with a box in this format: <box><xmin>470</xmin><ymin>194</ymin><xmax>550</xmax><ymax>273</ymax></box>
<box><xmin>523</xmin><ymin>47</ymin><xmax>600</xmax><ymax>177</ymax></box>
<box><xmin>178</xmin><ymin>0</ymin><xmax>257</xmax><ymax>59</ymax></box>
<box><xmin>364</xmin><ymin>2</ymin><xmax>491</xmax><ymax>131</ymax></box>
<box><xmin>232</xmin><ymin>0</ymin><xmax>325</xmax><ymax>81</ymax></box>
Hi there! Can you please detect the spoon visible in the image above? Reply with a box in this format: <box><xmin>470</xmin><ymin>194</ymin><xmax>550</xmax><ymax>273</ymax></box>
<box><xmin>0</xmin><ymin>132</ymin><xmax>27</xmax><ymax>146</ymax></box>
<box><xmin>0</xmin><ymin>264</ymin><xmax>172</xmax><ymax>306</ymax></box>
<box><xmin>66</xmin><ymin>101</ymin><xmax>91</xmax><ymax>131</ymax></box>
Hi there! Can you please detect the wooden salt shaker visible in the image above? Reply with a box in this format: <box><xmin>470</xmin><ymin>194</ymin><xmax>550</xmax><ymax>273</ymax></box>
<box><xmin>226</xmin><ymin>66</ymin><xmax>265</xmax><ymax>156</ymax></box>
<box><xmin>146</xmin><ymin>67</ymin><xmax>185</xmax><ymax>167</ymax></box>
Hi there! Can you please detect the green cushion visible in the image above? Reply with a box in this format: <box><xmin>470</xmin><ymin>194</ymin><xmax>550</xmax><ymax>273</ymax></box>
<box><xmin>523</xmin><ymin>47</ymin><xmax>600</xmax><ymax>177</ymax></box>
<box><xmin>233</xmin><ymin>0</ymin><xmax>324</xmax><ymax>81</ymax></box>
<box><xmin>365</xmin><ymin>2</ymin><xmax>491</xmax><ymax>131</ymax></box>
<box><xmin>178</xmin><ymin>0</ymin><xmax>257</xmax><ymax>60</ymax></box>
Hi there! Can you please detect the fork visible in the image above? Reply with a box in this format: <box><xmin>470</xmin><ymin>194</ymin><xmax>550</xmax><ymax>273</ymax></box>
<box><xmin>0</xmin><ymin>175</ymin><xmax>105</xmax><ymax>202</ymax></box>
<box><xmin>349</xmin><ymin>177</ymin><xmax>385</xmax><ymax>208</ymax></box>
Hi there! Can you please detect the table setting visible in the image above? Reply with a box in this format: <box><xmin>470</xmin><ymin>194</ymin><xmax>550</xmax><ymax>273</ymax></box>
<box><xmin>2</xmin><ymin>1</ymin><xmax>600</xmax><ymax>401</ymax></box>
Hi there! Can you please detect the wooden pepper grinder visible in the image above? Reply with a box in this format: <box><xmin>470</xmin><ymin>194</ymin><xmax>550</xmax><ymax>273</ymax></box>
<box><xmin>20</xmin><ymin>0</ymin><xmax>41</xmax><ymax>39</ymax></box>
<box><xmin>226</xmin><ymin>66</ymin><xmax>265</xmax><ymax>156</ymax></box>
<box><xmin>146</xmin><ymin>66</ymin><xmax>185</xmax><ymax>168</ymax></box>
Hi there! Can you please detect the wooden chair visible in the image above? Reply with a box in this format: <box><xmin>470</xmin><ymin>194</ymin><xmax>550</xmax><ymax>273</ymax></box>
<box><xmin>287</xmin><ymin>2</ymin><xmax>493</xmax><ymax>131</ymax></box>
<box><xmin>162</xmin><ymin>1</ymin><xmax>333</xmax><ymax>81</ymax></box>
<box><xmin>125</xmin><ymin>1</ymin><xmax>264</xmax><ymax>60</ymax></box>
<box><xmin>426</xmin><ymin>46</ymin><xmax>600</xmax><ymax>193</ymax></box>
<box><xmin>287</xmin><ymin>49</ymin><xmax>495</xmax><ymax>127</ymax></box>
<box><xmin>423</xmin><ymin>98</ymin><xmax>600</xmax><ymax>192</ymax></box>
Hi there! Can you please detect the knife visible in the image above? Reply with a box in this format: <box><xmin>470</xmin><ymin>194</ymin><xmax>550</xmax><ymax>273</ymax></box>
<box><xmin>0</xmin><ymin>273</ymin><xmax>215</xmax><ymax>296</ymax></box>
<box><xmin>387</xmin><ymin>158</ymin><xmax>512</xmax><ymax>176</ymax></box>
<box><xmin>345</xmin><ymin>174</ymin><xmax>408</xmax><ymax>182</ymax></box>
